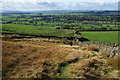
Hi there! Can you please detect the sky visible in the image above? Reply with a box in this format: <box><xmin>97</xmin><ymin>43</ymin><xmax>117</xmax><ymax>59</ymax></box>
<box><xmin>1</xmin><ymin>0</ymin><xmax>119</xmax><ymax>2</ymax></box>
<box><xmin>1</xmin><ymin>0</ymin><xmax>119</xmax><ymax>11</ymax></box>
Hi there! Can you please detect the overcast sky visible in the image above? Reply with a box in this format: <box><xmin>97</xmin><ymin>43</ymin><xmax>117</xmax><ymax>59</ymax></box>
<box><xmin>1</xmin><ymin>0</ymin><xmax>119</xmax><ymax>11</ymax></box>
<box><xmin>1</xmin><ymin>0</ymin><xmax>119</xmax><ymax>2</ymax></box>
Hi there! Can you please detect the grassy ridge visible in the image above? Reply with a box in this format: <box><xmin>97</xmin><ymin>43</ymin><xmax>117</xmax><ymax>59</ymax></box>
<box><xmin>2</xmin><ymin>24</ymin><xmax>74</xmax><ymax>37</ymax></box>
<box><xmin>80</xmin><ymin>31</ymin><xmax>119</xmax><ymax>44</ymax></box>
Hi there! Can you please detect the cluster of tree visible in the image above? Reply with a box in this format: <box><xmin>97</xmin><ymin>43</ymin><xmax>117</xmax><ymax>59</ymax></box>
<box><xmin>56</xmin><ymin>25</ymin><xmax>71</xmax><ymax>29</ymax></box>
<box><xmin>2</xmin><ymin>14</ymin><xmax>119</xmax><ymax>31</ymax></box>
<box><xmin>3</xmin><ymin>14</ymin><xmax>118</xmax><ymax>24</ymax></box>
<box><xmin>40</xmin><ymin>15</ymin><xmax>118</xmax><ymax>23</ymax></box>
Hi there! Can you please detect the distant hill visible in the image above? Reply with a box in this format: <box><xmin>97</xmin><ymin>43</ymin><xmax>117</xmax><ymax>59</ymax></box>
<box><xmin>2</xmin><ymin>10</ymin><xmax>118</xmax><ymax>16</ymax></box>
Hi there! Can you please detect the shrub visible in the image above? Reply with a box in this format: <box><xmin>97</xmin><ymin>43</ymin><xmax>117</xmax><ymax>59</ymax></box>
<box><xmin>61</xmin><ymin>25</ymin><xmax>70</xmax><ymax>29</ymax></box>
<box><xmin>7</xmin><ymin>63</ymin><xmax>16</xmax><ymax>68</ymax></box>
<box><xmin>59</xmin><ymin>61</ymin><xmax>69</xmax><ymax>67</ymax></box>
<box><xmin>60</xmin><ymin>38</ymin><xmax>73</xmax><ymax>45</ymax></box>
<box><xmin>56</xmin><ymin>27</ymin><xmax>60</xmax><ymax>29</ymax></box>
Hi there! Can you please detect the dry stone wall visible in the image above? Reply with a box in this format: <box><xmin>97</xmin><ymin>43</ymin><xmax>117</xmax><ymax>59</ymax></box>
<box><xmin>79</xmin><ymin>41</ymin><xmax>119</xmax><ymax>58</ymax></box>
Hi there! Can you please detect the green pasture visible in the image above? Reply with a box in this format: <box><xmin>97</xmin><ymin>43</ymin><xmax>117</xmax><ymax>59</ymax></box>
<box><xmin>2</xmin><ymin>24</ymin><xmax>74</xmax><ymax>37</ymax></box>
<box><xmin>80</xmin><ymin>31</ymin><xmax>119</xmax><ymax>44</ymax></box>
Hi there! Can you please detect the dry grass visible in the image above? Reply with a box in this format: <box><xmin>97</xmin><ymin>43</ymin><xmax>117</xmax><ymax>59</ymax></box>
<box><xmin>60</xmin><ymin>38</ymin><xmax>73</xmax><ymax>45</ymax></box>
<box><xmin>107</xmin><ymin>57</ymin><xmax>120</xmax><ymax>70</ymax></box>
<box><xmin>100</xmin><ymin>52</ymin><xmax>110</xmax><ymax>58</ymax></box>
<box><xmin>2</xmin><ymin>36</ymin><xmax>81</xmax><ymax>78</ymax></box>
<box><xmin>2</xmin><ymin>34</ymin><xmax>119</xmax><ymax>79</ymax></box>
<box><xmin>87</xmin><ymin>47</ymin><xmax>99</xmax><ymax>52</ymax></box>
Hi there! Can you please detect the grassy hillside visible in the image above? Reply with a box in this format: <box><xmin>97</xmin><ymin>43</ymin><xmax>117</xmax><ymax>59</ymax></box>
<box><xmin>80</xmin><ymin>31</ymin><xmax>119</xmax><ymax>44</ymax></box>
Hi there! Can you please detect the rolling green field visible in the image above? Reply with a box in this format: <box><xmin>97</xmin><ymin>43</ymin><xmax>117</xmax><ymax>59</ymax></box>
<box><xmin>1</xmin><ymin>11</ymin><xmax>120</xmax><ymax>44</ymax></box>
<box><xmin>2</xmin><ymin>24</ymin><xmax>119</xmax><ymax>44</ymax></box>
<box><xmin>2</xmin><ymin>24</ymin><xmax>74</xmax><ymax>37</ymax></box>
<box><xmin>80</xmin><ymin>31</ymin><xmax>119</xmax><ymax>44</ymax></box>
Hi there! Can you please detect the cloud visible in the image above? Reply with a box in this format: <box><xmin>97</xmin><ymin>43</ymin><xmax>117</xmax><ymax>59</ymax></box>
<box><xmin>1</xmin><ymin>0</ymin><xmax>119</xmax><ymax>3</ymax></box>
<box><xmin>37</xmin><ymin>2</ymin><xmax>57</xmax><ymax>7</ymax></box>
<box><xmin>1</xmin><ymin>0</ymin><xmax>53</xmax><ymax>2</ymax></box>
<box><xmin>1</xmin><ymin>2</ymin><xmax>118</xmax><ymax>11</ymax></box>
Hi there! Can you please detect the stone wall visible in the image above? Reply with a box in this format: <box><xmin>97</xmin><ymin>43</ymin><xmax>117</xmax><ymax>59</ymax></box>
<box><xmin>78</xmin><ymin>41</ymin><xmax>119</xmax><ymax>58</ymax></box>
